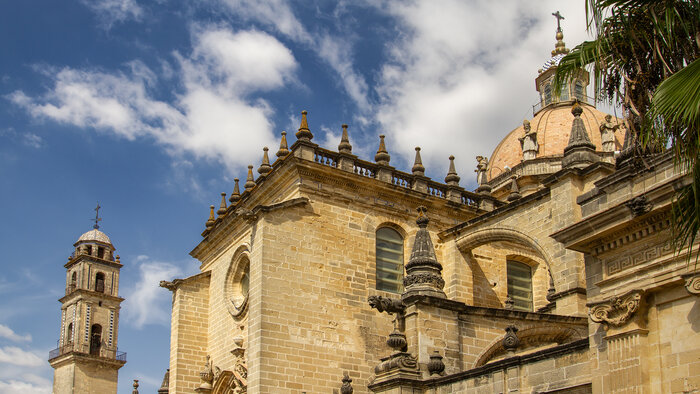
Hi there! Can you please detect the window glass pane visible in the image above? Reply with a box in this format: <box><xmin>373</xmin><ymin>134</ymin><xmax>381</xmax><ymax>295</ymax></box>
<box><xmin>574</xmin><ymin>82</ymin><xmax>584</xmax><ymax>101</ymax></box>
<box><xmin>507</xmin><ymin>260</ymin><xmax>533</xmax><ymax>311</ymax></box>
<box><xmin>560</xmin><ymin>84</ymin><xmax>569</xmax><ymax>101</ymax></box>
<box><xmin>376</xmin><ymin>228</ymin><xmax>403</xmax><ymax>293</ymax></box>
<box><xmin>544</xmin><ymin>84</ymin><xmax>552</xmax><ymax>105</ymax></box>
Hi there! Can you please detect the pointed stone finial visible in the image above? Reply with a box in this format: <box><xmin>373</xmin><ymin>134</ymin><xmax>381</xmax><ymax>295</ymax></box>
<box><xmin>158</xmin><ymin>369</ymin><xmax>170</xmax><ymax>394</ymax></box>
<box><xmin>205</xmin><ymin>205</ymin><xmax>215</xmax><ymax>229</ymax></box>
<box><xmin>565</xmin><ymin>102</ymin><xmax>595</xmax><ymax>152</ymax></box>
<box><xmin>244</xmin><ymin>165</ymin><xmax>255</xmax><ymax>191</ymax></box>
<box><xmin>295</xmin><ymin>110</ymin><xmax>313</xmax><ymax>141</ymax></box>
<box><xmin>547</xmin><ymin>269</ymin><xmax>556</xmax><ymax>302</ymax></box>
<box><xmin>229</xmin><ymin>178</ymin><xmax>241</xmax><ymax>204</ymax></box>
<box><xmin>132</xmin><ymin>379</ymin><xmax>139</xmax><ymax>394</ymax></box>
<box><xmin>258</xmin><ymin>147</ymin><xmax>272</xmax><ymax>176</ymax></box>
<box><xmin>276</xmin><ymin>131</ymin><xmax>290</xmax><ymax>157</ymax></box>
<box><xmin>340</xmin><ymin>372</ymin><xmax>354</xmax><ymax>394</ymax></box>
<box><xmin>402</xmin><ymin>206</ymin><xmax>446</xmax><ymax>299</ymax></box>
<box><xmin>444</xmin><ymin>155</ymin><xmax>460</xmax><ymax>185</ymax></box>
<box><xmin>217</xmin><ymin>192</ymin><xmax>227</xmax><ymax>216</ymax></box>
<box><xmin>412</xmin><ymin>147</ymin><xmax>425</xmax><ymax>176</ymax></box>
<box><xmin>338</xmin><ymin>124</ymin><xmax>352</xmax><ymax>154</ymax></box>
<box><xmin>507</xmin><ymin>176</ymin><xmax>521</xmax><ymax>202</ymax></box>
<box><xmin>374</xmin><ymin>135</ymin><xmax>390</xmax><ymax>165</ymax></box>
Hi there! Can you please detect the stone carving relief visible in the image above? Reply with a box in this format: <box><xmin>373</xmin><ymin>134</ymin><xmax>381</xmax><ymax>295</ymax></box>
<box><xmin>599</xmin><ymin>114</ymin><xmax>620</xmax><ymax>152</ymax></box>
<box><xmin>588</xmin><ymin>290</ymin><xmax>644</xmax><ymax>328</ymax></box>
<box><xmin>685</xmin><ymin>274</ymin><xmax>700</xmax><ymax>295</ymax></box>
<box><xmin>606</xmin><ymin>242</ymin><xmax>672</xmax><ymax>276</ymax></box>
<box><xmin>625</xmin><ymin>195</ymin><xmax>653</xmax><ymax>217</ymax></box>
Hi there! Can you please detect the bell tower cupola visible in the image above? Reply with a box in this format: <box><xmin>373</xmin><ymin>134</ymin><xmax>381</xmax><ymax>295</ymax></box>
<box><xmin>49</xmin><ymin>204</ymin><xmax>126</xmax><ymax>394</ymax></box>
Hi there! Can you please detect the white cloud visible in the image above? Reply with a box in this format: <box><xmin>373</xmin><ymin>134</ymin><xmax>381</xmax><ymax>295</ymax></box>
<box><xmin>216</xmin><ymin>0</ymin><xmax>311</xmax><ymax>43</ymax></box>
<box><xmin>9</xmin><ymin>27</ymin><xmax>295</xmax><ymax>172</ymax></box>
<box><xmin>373</xmin><ymin>0</ymin><xmax>591</xmax><ymax>186</ymax></box>
<box><xmin>0</xmin><ymin>347</ymin><xmax>44</xmax><ymax>367</ymax></box>
<box><xmin>122</xmin><ymin>257</ymin><xmax>189</xmax><ymax>328</ymax></box>
<box><xmin>0</xmin><ymin>380</ymin><xmax>51</xmax><ymax>394</ymax></box>
<box><xmin>80</xmin><ymin>0</ymin><xmax>143</xmax><ymax>26</ymax></box>
<box><xmin>0</xmin><ymin>324</ymin><xmax>31</xmax><ymax>343</ymax></box>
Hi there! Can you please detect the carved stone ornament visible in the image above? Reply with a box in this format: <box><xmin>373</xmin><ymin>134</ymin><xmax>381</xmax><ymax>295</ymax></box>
<box><xmin>685</xmin><ymin>274</ymin><xmax>700</xmax><ymax>295</ymax></box>
<box><xmin>368</xmin><ymin>295</ymin><xmax>405</xmax><ymax>315</ymax></box>
<box><xmin>340</xmin><ymin>372</ymin><xmax>353</xmax><ymax>394</ymax></box>
<box><xmin>198</xmin><ymin>355</ymin><xmax>214</xmax><ymax>390</ymax></box>
<box><xmin>402</xmin><ymin>272</ymin><xmax>445</xmax><ymax>289</ymax></box>
<box><xmin>374</xmin><ymin>352</ymin><xmax>419</xmax><ymax>375</ymax></box>
<box><xmin>625</xmin><ymin>195</ymin><xmax>653</xmax><ymax>217</ymax></box>
<box><xmin>502</xmin><ymin>325</ymin><xmax>520</xmax><ymax>351</ymax></box>
<box><xmin>427</xmin><ymin>351</ymin><xmax>445</xmax><ymax>376</ymax></box>
<box><xmin>589</xmin><ymin>290</ymin><xmax>644</xmax><ymax>328</ymax></box>
<box><xmin>386</xmin><ymin>329</ymin><xmax>408</xmax><ymax>352</ymax></box>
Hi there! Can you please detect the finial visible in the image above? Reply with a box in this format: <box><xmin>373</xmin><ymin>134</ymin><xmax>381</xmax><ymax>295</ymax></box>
<box><xmin>338</xmin><ymin>124</ymin><xmax>352</xmax><ymax>154</ymax></box>
<box><xmin>444</xmin><ymin>155</ymin><xmax>460</xmax><ymax>185</ymax></box>
<box><xmin>206</xmin><ymin>206</ymin><xmax>215</xmax><ymax>229</ymax></box>
<box><xmin>229</xmin><ymin>178</ymin><xmax>241</xmax><ymax>203</ymax></box>
<box><xmin>550</xmin><ymin>11</ymin><xmax>569</xmax><ymax>56</ymax></box>
<box><xmin>404</xmin><ymin>206</ymin><xmax>446</xmax><ymax>298</ymax></box>
<box><xmin>295</xmin><ymin>110</ymin><xmax>314</xmax><ymax>141</ymax></box>
<box><xmin>374</xmin><ymin>135</ymin><xmax>390</xmax><ymax>165</ymax></box>
<box><xmin>92</xmin><ymin>202</ymin><xmax>102</xmax><ymax>230</ymax></box>
<box><xmin>258</xmin><ymin>147</ymin><xmax>272</xmax><ymax>176</ymax></box>
<box><xmin>412</xmin><ymin>147</ymin><xmax>425</xmax><ymax>176</ymax></box>
<box><xmin>507</xmin><ymin>176</ymin><xmax>521</xmax><ymax>202</ymax></box>
<box><xmin>217</xmin><ymin>193</ymin><xmax>227</xmax><ymax>216</ymax></box>
<box><xmin>276</xmin><ymin>131</ymin><xmax>290</xmax><ymax>157</ymax></box>
<box><xmin>244</xmin><ymin>165</ymin><xmax>255</xmax><ymax>191</ymax></box>
<box><xmin>132</xmin><ymin>379</ymin><xmax>139</xmax><ymax>394</ymax></box>
<box><xmin>572</xmin><ymin>101</ymin><xmax>583</xmax><ymax>117</ymax></box>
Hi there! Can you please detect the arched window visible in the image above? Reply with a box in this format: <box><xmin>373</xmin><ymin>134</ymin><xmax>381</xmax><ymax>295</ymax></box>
<box><xmin>97</xmin><ymin>246</ymin><xmax>105</xmax><ymax>259</ymax></box>
<box><xmin>70</xmin><ymin>271</ymin><xmax>77</xmax><ymax>290</ymax></box>
<box><xmin>559</xmin><ymin>84</ymin><xmax>569</xmax><ymax>101</ymax></box>
<box><xmin>89</xmin><ymin>324</ymin><xmax>102</xmax><ymax>356</ymax></box>
<box><xmin>66</xmin><ymin>322</ymin><xmax>73</xmax><ymax>344</ymax></box>
<box><xmin>544</xmin><ymin>84</ymin><xmax>552</xmax><ymax>105</ymax></box>
<box><xmin>376</xmin><ymin>227</ymin><xmax>404</xmax><ymax>293</ymax></box>
<box><xmin>507</xmin><ymin>260</ymin><xmax>533</xmax><ymax>311</ymax></box>
<box><xmin>574</xmin><ymin>81</ymin><xmax>584</xmax><ymax>101</ymax></box>
<box><xmin>95</xmin><ymin>272</ymin><xmax>105</xmax><ymax>293</ymax></box>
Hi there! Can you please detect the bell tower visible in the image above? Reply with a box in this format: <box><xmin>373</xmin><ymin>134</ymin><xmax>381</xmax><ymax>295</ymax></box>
<box><xmin>49</xmin><ymin>205</ymin><xmax>126</xmax><ymax>394</ymax></box>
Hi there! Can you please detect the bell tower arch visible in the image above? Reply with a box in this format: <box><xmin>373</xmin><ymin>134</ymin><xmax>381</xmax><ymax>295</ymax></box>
<box><xmin>49</xmin><ymin>206</ymin><xmax>126</xmax><ymax>394</ymax></box>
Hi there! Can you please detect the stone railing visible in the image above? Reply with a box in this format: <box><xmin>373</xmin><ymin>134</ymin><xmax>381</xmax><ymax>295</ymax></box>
<box><xmin>311</xmin><ymin>146</ymin><xmax>484</xmax><ymax>209</ymax></box>
<box><xmin>532</xmin><ymin>95</ymin><xmax>596</xmax><ymax>116</ymax></box>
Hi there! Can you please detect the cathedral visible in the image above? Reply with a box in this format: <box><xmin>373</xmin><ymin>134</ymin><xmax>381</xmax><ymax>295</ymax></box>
<box><xmin>50</xmin><ymin>17</ymin><xmax>700</xmax><ymax>394</ymax></box>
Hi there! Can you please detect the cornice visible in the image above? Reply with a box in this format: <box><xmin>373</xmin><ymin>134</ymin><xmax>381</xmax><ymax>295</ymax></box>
<box><xmin>59</xmin><ymin>289</ymin><xmax>124</xmax><ymax>304</ymax></box>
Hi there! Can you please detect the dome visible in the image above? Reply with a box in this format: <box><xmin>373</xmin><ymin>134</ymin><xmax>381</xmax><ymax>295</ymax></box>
<box><xmin>76</xmin><ymin>228</ymin><xmax>112</xmax><ymax>245</ymax></box>
<box><xmin>487</xmin><ymin>102</ymin><xmax>626</xmax><ymax>181</ymax></box>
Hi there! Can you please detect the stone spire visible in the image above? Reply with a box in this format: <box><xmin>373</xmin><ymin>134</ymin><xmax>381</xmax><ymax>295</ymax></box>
<box><xmin>205</xmin><ymin>205</ymin><xmax>215</xmax><ymax>229</ymax></box>
<box><xmin>338</xmin><ymin>124</ymin><xmax>352</xmax><ymax>154</ymax></box>
<box><xmin>276</xmin><ymin>131</ymin><xmax>290</xmax><ymax>158</ymax></box>
<box><xmin>295</xmin><ymin>110</ymin><xmax>313</xmax><ymax>141</ymax></box>
<box><xmin>244</xmin><ymin>165</ymin><xmax>256</xmax><ymax>191</ymax></box>
<box><xmin>565</xmin><ymin>103</ymin><xmax>594</xmax><ymax>151</ymax></box>
<box><xmin>507</xmin><ymin>176</ymin><xmax>521</xmax><ymax>202</ymax></box>
<box><xmin>402</xmin><ymin>206</ymin><xmax>446</xmax><ymax>300</ymax></box>
<box><xmin>158</xmin><ymin>369</ymin><xmax>170</xmax><ymax>394</ymax></box>
<box><xmin>217</xmin><ymin>192</ymin><xmax>227</xmax><ymax>216</ymax></box>
<box><xmin>229</xmin><ymin>178</ymin><xmax>241</xmax><ymax>204</ymax></box>
<box><xmin>374</xmin><ymin>135</ymin><xmax>390</xmax><ymax>165</ymax></box>
<box><xmin>444</xmin><ymin>155</ymin><xmax>460</xmax><ymax>185</ymax></box>
<box><xmin>258</xmin><ymin>147</ymin><xmax>272</xmax><ymax>176</ymax></box>
<box><xmin>412</xmin><ymin>147</ymin><xmax>425</xmax><ymax>176</ymax></box>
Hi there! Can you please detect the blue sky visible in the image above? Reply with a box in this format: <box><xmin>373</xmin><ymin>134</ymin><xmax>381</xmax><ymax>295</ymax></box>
<box><xmin>0</xmin><ymin>1</ymin><xmax>598</xmax><ymax>392</ymax></box>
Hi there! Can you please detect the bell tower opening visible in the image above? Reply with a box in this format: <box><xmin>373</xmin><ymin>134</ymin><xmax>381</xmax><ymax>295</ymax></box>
<box><xmin>89</xmin><ymin>324</ymin><xmax>102</xmax><ymax>356</ymax></box>
<box><xmin>95</xmin><ymin>272</ymin><xmax>105</xmax><ymax>293</ymax></box>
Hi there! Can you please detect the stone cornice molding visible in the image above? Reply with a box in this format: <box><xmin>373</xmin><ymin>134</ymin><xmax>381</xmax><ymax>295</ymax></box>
<box><xmin>588</xmin><ymin>289</ymin><xmax>644</xmax><ymax>328</ymax></box>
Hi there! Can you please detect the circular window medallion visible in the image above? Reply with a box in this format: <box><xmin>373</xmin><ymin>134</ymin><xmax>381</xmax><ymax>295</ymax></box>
<box><xmin>226</xmin><ymin>253</ymin><xmax>250</xmax><ymax>320</ymax></box>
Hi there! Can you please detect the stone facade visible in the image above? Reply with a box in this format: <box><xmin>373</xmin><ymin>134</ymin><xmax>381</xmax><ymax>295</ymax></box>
<box><xmin>160</xmin><ymin>26</ymin><xmax>699</xmax><ymax>394</ymax></box>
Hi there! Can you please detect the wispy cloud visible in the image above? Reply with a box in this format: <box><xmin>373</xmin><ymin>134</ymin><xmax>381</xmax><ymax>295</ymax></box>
<box><xmin>9</xmin><ymin>28</ymin><xmax>295</xmax><ymax>173</ymax></box>
<box><xmin>0</xmin><ymin>379</ymin><xmax>51</xmax><ymax>394</ymax></box>
<box><xmin>122</xmin><ymin>255</ymin><xmax>196</xmax><ymax>328</ymax></box>
<box><xmin>79</xmin><ymin>0</ymin><xmax>143</xmax><ymax>27</ymax></box>
<box><xmin>0</xmin><ymin>346</ymin><xmax>44</xmax><ymax>367</ymax></box>
<box><xmin>0</xmin><ymin>324</ymin><xmax>31</xmax><ymax>343</ymax></box>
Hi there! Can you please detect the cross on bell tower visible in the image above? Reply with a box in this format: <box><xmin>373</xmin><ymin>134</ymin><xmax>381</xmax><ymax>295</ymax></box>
<box><xmin>552</xmin><ymin>10</ymin><xmax>565</xmax><ymax>32</ymax></box>
<box><xmin>93</xmin><ymin>202</ymin><xmax>102</xmax><ymax>230</ymax></box>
